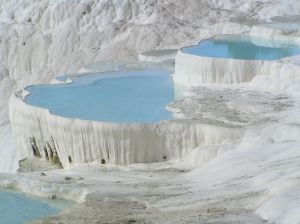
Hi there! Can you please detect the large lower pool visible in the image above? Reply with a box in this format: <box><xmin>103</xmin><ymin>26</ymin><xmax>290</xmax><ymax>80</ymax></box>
<box><xmin>0</xmin><ymin>190</ymin><xmax>72</xmax><ymax>224</ymax></box>
<box><xmin>25</xmin><ymin>69</ymin><xmax>175</xmax><ymax>123</ymax></box>
<box><xmin>181</xmin><ymin>35</ymin><xmax>300</xmax><ymax>60</ymax></box>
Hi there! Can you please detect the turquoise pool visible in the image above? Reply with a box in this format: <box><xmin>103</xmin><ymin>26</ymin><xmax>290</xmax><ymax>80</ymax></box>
<box><xmin>181</xmin><ymin>35</ymin><xmax>300</xmax><ymax>60</ymax></box>
<box><xmin>0</xmin><ymin>190</ymin><xmax>72</xmax><ymax>224</ymax></box>
<box><xmin>25</xmin><ymin>69</ymin><xmax>175</xmax><ymax>123</ymax></box>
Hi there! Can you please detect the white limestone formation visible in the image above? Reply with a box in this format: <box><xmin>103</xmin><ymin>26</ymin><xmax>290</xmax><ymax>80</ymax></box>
<box><xmin>174</xmin><ymin>50</ymin><xmax>290</xmax><ymax>86</ymax></box>
<box><xmin>9</xmin><ymin>92</ymin><xmax>243</xmax><ymax>168</ymax></box>
<box><xmin>174</xmin><ymin>31</ymin><xmax>300</xmax><ymax>87</ymax></box>
<box><xmin>250</xmin><ymin>24</ymin><xmax>300</xmax><ymax>44</ymax></box>
<box><xmin>0</xmin><ymin>0</ymin><xmax>255</xmax><ymax>172</ymax></box>
<box><xmin>3</xmin><ymin>1</ymin><xmax>300</xmax><ymax>223</ymax></box>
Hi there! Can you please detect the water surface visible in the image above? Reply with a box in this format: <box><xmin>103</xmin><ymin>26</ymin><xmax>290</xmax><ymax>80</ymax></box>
<box><xmin>25</xmin><ymin>69</ymin><xmax>175</xmax><ymax>123</ymax></box>
<box><xmin>182</xmin><ymin>35</ymin><xmax>300</xmax><ymax>60</ymax></box>
<box><xmin>262</xmin><ymin>22</ymin><xmax>300</xmax><ymax>30</ymax></box>
<box><xmin>0</xmin><ymin>190</ymin><xmax>72</xmax><ymax>224</ymax></box>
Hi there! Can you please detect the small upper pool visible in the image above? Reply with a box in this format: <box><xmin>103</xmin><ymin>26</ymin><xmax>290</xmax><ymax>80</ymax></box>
<box><xmin>261</xmin><ymin>22</ymin><xmax>300</xmax><ymax>30</ymax></box>
<box><xmin>0</xmin><ymin>189</ymin><xmax>73</xmax><ymax>224</ymax></box>
<box><xmin>181</xmin><ymin>35</ymin><xmax>300</xmax><ymax>60</ymax></box>
<box><xmin>25</xmin><ymin>69</ymin><xmax>175</xmax><ymax>123</ymax></box>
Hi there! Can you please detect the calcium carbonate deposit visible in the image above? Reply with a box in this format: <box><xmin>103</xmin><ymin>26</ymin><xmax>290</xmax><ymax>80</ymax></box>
<box><xmin>2</xmin><ymin>0</ymin><xmax>300</xmax><ymax>224</ymax></box>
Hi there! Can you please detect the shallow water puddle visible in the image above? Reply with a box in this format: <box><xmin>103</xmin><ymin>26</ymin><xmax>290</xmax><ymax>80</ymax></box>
<box><xmin>0</xmin><ymin>189</ymin><xmax>73</xmax><ymax>224</ymax></box>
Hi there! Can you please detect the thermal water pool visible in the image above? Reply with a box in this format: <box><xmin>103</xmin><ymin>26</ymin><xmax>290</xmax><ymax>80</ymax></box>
<box><xmin>0</xmin><ymin>190</ymin><xmax>73</xmax><ymax>224</ymax></box>
<box><xmin>25</xmin><ymin>69</ymin><xmax>175</xmax><ymax>123</ymax></box>
<box><xmin>261</xmin><ymin>22</ymin><xmax>300</xmax><ymax>30</ymax></box>
<box><xmin>181</xmin><ymin>35</ymin><xmax>300</xmax><ymax>60</ymax></box>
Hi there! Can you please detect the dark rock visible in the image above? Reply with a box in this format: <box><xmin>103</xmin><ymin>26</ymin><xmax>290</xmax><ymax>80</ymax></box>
<box><xmin>65</xmin><ymin>176</ymin><xmax>73</xmax><ymax>181</ymax></box>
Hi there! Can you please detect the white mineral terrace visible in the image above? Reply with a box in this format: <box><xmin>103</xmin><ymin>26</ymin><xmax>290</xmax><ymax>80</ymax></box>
<box><xmin>174</xmin><ymin>29</ymin><xmax>300</xmax><ymax>87</ymax></box>
<box><xmin>250</xmin><ymin>25</ymin><xmax>300</xmax><ymax>43</ymax></box>
<box><xmin>10</xmin><ymin>25</ymin><xmax>300</xmax><ymax>170</ymax></box>
<box><xmin>9</xmin><ymin>85</ymin><xmax>244</xmax><ymax>168</ymax></box>
<box><xmin>3</xmin><ymin>0</ymin><xmax>300</xmax><ymax>223</ymax></box>
<box><xmin>10</xmin><ymin>72</ymin><xmax>294</xmax><ymax>170</ymax></box>
<box><xmin>4</xmin><ymin>3</ymin><xmax>300</xmax><ymax>222</ymax></box>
